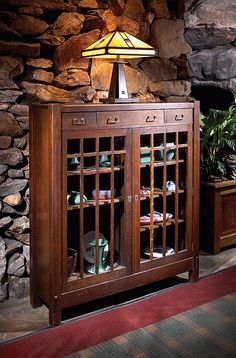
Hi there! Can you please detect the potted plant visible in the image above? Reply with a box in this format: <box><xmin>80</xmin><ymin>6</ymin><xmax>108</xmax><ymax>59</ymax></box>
<box><xmin>200</xmin><ymin>93</ymin><xmax>236</xmax><ymax>254</ymax></box>
<box><xmin>200</xmin><ymin>93</ymin><xmax>236</xmax><ymax>181</ymax></box>
<box><xmin>226</xmin><ymin>154</ymin><xmax>236</xmax><ymax>179</ymax></box>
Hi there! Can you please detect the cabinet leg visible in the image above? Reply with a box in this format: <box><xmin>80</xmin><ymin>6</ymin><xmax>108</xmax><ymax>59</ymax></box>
<box><xmin>49</xmin><ymin>297</ymin><xmax>61</xmax><ymax>327</ymax></box>
<box><xmin>189</xmin><ymin>255</ymin><xmax>199</xmax><ymax>282</ymax></box>
<box><xmin>189</xmin><ymin>268</ymin><xmax>199</xmax><ymax>282</ymax></box>
<box><xmin>49</xmin><ymin>309</ymin><xmax>61</xmax><ymax>327</ymax></box>
<box><xmin>213</xmin><ymin>245</ymin><xmax>220</xmax><ymax>255</ymax></box>
<box><xmin>30</xmin><ymin>293</ymin><xmax>43</xmax><ymax>308</ymax></box>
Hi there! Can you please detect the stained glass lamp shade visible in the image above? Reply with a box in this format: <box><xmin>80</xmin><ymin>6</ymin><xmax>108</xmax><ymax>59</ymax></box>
<box><xmin>81</xmin><ymin>30</ymin><xmax>156</xmax><ymax>103</ymax></box>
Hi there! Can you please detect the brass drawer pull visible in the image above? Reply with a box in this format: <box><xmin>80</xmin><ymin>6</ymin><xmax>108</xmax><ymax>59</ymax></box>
<box><xmin>107</xmin><ymin>117</ymin><xmax>120</xmax><ymax>124</ymax></box>
<box><xmin>146</xmin><ymin>115</ymin><xmax>156</xmax><ymax>122</ymax></box>
<box><xmin>72</xmin><ymin>117</ymin><xmax>86</xmax><ymax>125</ymax></box>
<box><xmin>175</xmin><ymin>114</ymin><xmax>185</xmax><ymax>121</ymax></box>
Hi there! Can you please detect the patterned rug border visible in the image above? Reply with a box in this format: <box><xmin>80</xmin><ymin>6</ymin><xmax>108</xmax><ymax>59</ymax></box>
<box><xmin>70</xmin><ymin>292</ymin><xmax>236</xmax><ymax>358</ymax></box>
<box><xmin>1</xmin><ymin>265</ymin><xmax>236</xmax><ymax>358</ymax></box>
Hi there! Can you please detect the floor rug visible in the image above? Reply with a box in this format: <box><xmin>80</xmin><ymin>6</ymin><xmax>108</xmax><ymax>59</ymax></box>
<box><xmin>1</xmin><ymin>266</ymin><xmax>236</xmax><ymax>358</ymax></box>
<box><xmin>68</xmin><ymin>292</ymin><xmax>236</xmax><ymax>358</ymax></box>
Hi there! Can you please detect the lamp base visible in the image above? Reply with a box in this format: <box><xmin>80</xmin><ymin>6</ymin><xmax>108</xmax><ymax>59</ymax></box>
<box><xmin>100</xmin><ymin>97</ymin><xmax>139</xmax><ymax>103</ymax></box>
<box><xmin>100</xmin><ymin>61</ymin><xmax>139</xmax><ymax>104</ymax></box>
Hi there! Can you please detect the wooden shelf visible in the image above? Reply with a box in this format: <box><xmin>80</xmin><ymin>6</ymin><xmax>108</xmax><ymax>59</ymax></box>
<box><xmin>67</xmin><ymin>150</ymin><xmax>126</xmax><ymax>158</ymax></box>
<box><xmin>140</xmin><ymin>159</ymin><xmax>184</xmax><ymax>168</ymax></box>
<box><xmin>140</xmin><ymin>188</ymin><xmax>184</xmax><ymax>200</ymax></box>
<box><xmin>140</xmin><ymin>218</ymin><xmax>185</xmax><ymax>232</ymax></box>
<box><xmin>67</xmin><ymin>165</ymin><xmax>124</xmax><ymax>176</ymax></box>
<box><xmin>140</xmin><ymin>143</ymin><xmax>188</xmax><ymax>152</ymax></box>
<box><xmin>67</xmin><ymin>196</ymin><xmax>124</xmax><ymax>210</ymax></box>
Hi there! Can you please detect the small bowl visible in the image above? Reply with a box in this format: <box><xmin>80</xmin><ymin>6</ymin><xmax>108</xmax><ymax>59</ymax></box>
<box><xmin>92</xmin><ymin>189</ymin><xmax>116</xmax><ymax>200</ymax></box>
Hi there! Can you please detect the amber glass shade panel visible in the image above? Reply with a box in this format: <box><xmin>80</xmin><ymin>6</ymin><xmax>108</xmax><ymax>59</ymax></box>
<box><xmin>81</xmin><ymin>30</ymin><xmax>156</xmax><ymax>59</ymax></box>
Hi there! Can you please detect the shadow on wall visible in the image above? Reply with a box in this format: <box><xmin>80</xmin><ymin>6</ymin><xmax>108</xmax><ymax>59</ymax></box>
<box><xmin>191</xmin><ymin>87</ymin><xmax>234</xmax><ymax>115</ymax></box>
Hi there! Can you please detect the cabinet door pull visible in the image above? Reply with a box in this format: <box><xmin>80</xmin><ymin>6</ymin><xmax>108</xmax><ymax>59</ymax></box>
<box><xmin>175</xmin><ymin>114</ymin><xmax>184</xmax><ymax>121</ymax></box>
<box><xmin>72</xmin><ymin>117</ymin><xmax>86</xmax><ymax>125</ymax></box>
<box><xmin>146</xmin><ymin>115</ymin><xmax>156</xmax><ymax>122</ymax></box>
<box><xmin>107</xmin><ymin>117</ymin><xmax>120</xmax><ymax>124</ymax></box>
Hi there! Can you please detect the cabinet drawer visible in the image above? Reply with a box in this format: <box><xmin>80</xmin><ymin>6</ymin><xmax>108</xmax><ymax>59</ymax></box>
<box><xmin>62</xmin><ymin>112</ymin><xmax>96</xmax><ymax>129</ymax></box>
<box><xmin>97</xmin><ymin>110</ymin><xmax>164</xmax><ymax>127</ymax></box>
<box><xmin>165</xmin><ymin>109</ymin><xmax>192</xmax><ymax>124</ymax></box>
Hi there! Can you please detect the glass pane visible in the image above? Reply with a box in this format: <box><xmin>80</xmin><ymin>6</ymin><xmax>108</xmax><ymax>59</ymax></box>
<box><xmin>66</xmin><ymin>135</ymin><xmax>127</xmax><ymax>281</ymax></box>
<box><xmin>139</xmin><ymin>130</ymin><xmax>189</xmax><ymax>264</ymax></box>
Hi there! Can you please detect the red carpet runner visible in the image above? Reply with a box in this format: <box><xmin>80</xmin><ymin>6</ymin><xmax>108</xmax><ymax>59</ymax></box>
<box><xmin>1</xmin><ymin>266</ymin><xmax>236</xmax><ymax>358</ymax></box>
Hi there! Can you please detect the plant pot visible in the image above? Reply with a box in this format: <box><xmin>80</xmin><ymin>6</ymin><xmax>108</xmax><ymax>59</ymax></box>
<box><xmin>200</xmin><ymin>180</ymin><xmax>236</xmax><ymax>254</ymax></box>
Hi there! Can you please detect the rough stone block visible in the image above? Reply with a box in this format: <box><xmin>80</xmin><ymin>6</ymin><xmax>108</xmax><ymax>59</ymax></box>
<box><xmin>8</xmin><ymin>276</ymin><xmax>30</xmax><ymax>299</ymax></box>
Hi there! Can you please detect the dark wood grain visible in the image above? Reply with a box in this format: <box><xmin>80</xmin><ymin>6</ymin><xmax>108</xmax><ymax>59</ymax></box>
<box><xmin>30</xmin><ymin>101</ymin><xmax>200</xmax><ymax>326</ymax></box>
<box><xmin>200</xmin><ymin>180</ymin><xmax>236</xmax><ymax>254</ymax></box>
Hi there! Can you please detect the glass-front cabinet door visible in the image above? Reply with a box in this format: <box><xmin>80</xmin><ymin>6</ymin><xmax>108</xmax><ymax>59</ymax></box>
<box><xmin>62</xmin><ymin>129</ymin><xmax>132</xmax><ymax>289</ymax></box>
<box><xmin>133</xmin><ymin>124</ymin><xmax>193</xmax><ymax>272</ymax></box>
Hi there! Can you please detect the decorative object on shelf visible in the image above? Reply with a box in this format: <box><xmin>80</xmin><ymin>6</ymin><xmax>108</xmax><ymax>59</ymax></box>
<box><xmin>140</xmin><ymin>186</ymin><xmax>151</xmax><ymax>196</ymax></box>
<box><xmin>68</xmin><ymin>191</ymin><xmax>87</xmax><ymax>205</ymax></box>
<box><xmin>165</xmin><ymin>181</ymin><xmax>176</xmax><ymax>191</ymax></box>
<box><xmin>67</xmin><ymin>248</ymin><xmax>78</xmax><ymax>278</ymax></box>
<box><xmin>92</xmin><ymin>189</ymin><xmax>116</xmax><ymax>200</ymax></box>
<box><xmin>140</xmin><ymin>211</ymin><xmax>173</xmax><ymax>225</ymax></box>
<box><xmin>99</xmin><ymin>154</ymin><xmax>110</xmax><ymax>167</ymax></box>
<box><xmin>81</xmin><ymin>29</ymin><xmax>156</xmax><ymax>103</ymax></box>
<box><xmin>140</xmin><ymin>215</ymin><xmax>152</xmax><ymax>225</ymax></box>
<box><xmin>158</xmin><ymin>143</ymin><xmax>175</xmax><ymax>161</ymax></box>
<box><xmin>68</xmin><ymin>157</ymin><xmax>80</xmax><ymax>170</ymax></box>
<box><xmin>140</xmin><ymin>147</ymin><xmax>150</xmax><ymax>163</ymax></box>
<box><xmin>83</xmin><ymin>231</ymin><xmax>109</xmax><ymax>264</ymax></box>
<box><xmin>88</xmin><ymin>238</ymin><xmax>109</xmax><ymax>274</ymax></box>
<box><xmin>143</xmin><ymin>246</ymin><xmax>175</xmax><ymax>258</ymax></box>
<box><xmin>149</xmin><ymin>211</ymin><xmax>173</xmax><ymax>220</ymax></box>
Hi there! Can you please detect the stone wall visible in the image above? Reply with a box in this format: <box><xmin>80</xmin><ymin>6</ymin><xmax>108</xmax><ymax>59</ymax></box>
<box><xmin>0</xmin><ymin>0</ymin><xmax>192</xmax><ymax>301</ymax></box>
<box><xmin>184</xmin><ymin>0</ymin><xmax>236</xmax><ymax>93</ymax></box>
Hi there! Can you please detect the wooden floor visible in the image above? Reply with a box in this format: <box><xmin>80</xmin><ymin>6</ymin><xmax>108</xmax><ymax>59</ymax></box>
<box><xmin>1</xmin><ymin>247</ymin><xmax>236</xmax><ymax>343</ymax></box>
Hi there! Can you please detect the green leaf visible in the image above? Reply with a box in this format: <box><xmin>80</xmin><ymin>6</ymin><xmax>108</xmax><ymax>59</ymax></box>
<box><xmin>200</xmin><ymin>93</ymin><xmax>236</xmax><ymax>180</ymax></box>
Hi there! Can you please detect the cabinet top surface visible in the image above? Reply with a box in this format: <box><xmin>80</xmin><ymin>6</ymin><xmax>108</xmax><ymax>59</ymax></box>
<box><xmin>31</xmin><ymin>101</ymin><xmax>198</xmax><ymax>112</ymax></box>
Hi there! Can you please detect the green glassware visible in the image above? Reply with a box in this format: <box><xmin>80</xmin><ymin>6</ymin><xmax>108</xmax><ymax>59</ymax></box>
<box><xmin>88</xmin><ymin>238</ymin><xmax>108</xmax><ymax>274</ymax></box>
<box><xmin>99</xmin><ymin>155</ymin><xmax>110</xmax><ymax>167</ymax></box>
<box><xmin>68</xmin><ymin>191</ymin><xmax>87</xmax><ymax>205</ymax></box>
<box><xmin>68</xmin><ymin>157</ymin><xmax>80</xmax><ymax>170</ymax></box>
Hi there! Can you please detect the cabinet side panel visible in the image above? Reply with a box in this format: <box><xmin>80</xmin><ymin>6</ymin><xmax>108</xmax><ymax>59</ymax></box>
<box><xmin>30</xmin><ymin>105</ymin><xmax>52</xmax><ymax>304</ymax></box>
<box><xmin>192</xmin><ymin>101</ymin><xmax>200</xmax><ymax>278</ymax></box>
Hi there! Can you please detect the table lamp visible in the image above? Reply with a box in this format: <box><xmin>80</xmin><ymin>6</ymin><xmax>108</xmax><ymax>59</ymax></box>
<box><xmin>81</xmin><ymin>29</ymin><xmax>156</xmax><ymax>103</ymax></box>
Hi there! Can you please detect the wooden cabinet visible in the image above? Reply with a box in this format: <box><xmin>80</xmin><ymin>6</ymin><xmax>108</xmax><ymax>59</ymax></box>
<box><xmin>29</xmin><ymin>101</ymin><xmax>200</xmax><ymax>326</ymax></box>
